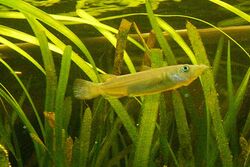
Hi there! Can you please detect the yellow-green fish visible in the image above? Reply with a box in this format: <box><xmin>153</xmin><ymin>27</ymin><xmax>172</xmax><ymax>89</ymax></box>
<box><xmin>73</xmin><ymin>64</ymin><xmax>208</xmax><ymax>99</ymax></box>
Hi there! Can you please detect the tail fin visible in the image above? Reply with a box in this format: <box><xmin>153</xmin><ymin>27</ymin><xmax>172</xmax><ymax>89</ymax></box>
<box><xmin>73</xmin><ymin>79</ymin><xmax>101</xmax><ymax>100</ymax></box>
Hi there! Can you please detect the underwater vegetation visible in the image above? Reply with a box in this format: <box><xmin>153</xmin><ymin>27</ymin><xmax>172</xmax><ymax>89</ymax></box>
<box><xmin>0</xmin><ymin>0</ymin><xmax>249</xmax><ymax>167</ymax></box>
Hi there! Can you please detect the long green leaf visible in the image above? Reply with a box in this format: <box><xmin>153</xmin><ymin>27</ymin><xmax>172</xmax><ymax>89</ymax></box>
<box><xmin>0</xmin><ymin>84</ymin><xmax>43</xmax><ymax>163</ymax></box>
<box><xmin>27</xmin><ymin>19</ymin><xmax>57</xmax><ymax>114</ymax></box>
<box><xmin>133</xmin><ymin>49</ymin><xmax>162</xmax><ymax>167</ymax></box>
<box><xmin>133</xmin><ymin>93</ymin><xmax>160</xmax><ymax>167</ymax></box>
<box><xmin>243</xmin><ymin>107</ymin><xmax>250</xmax><ymax>137</ymax></box>
<box><xmin>108</xmin><ymin>99</ymin><xmax>137</xmax><ymax>143</ymax></box>
<box><xmin>172</xmin><ymin>91</ymin><xmax>195</xmax><ymax>167</ymax></box>
<box><xmin>159</xmin><ymin>94</ymin><xmax>178</xmax><ymax>166</ymax></box>
<box><xmin>226</xmin><ymin>41</ymin><xmax>234</xmax><ymax>110</ymax></box>
<box><xmin>94</xmin><ymin>118</ymin><xmax>121</xmax><ymax>167</ymax></box>
<box><xmin>186</xmin><ymin>21</ymin><xmax>233</xmax><ymax>167</ymax></box>
<box><xmin>29</xmin><ymin>19</ymin><xmax>57</xmax><ymax>165</ymax></box>
<box><xmin>0</xmin><ymin>0</ymin><xmax>98</xmax><ymax>76</ymax></box>
<box><xmin>156</xmin><ymin>18</ymin><xmax>197</xmax><ymax>64</ymax></box>
<box><xmin>158</xmin><ymin>14</ymin><xmax>250</xmax><ymax>59</ymax></box>
<box><xmin>76</xmin><ymin>9</ymin><xmax>136</xmax><ymax>74</ymax></box>
<box><xmin>0</xmin><ymin>36</ymin><xmax>45</xmax><ymax>74</ymax></box>
<box><xmin>0</xmin><ymin>58</ymin><xmax>45</xmax><ymax>139</ymax></box>
<box><xmin>0</xmin><ymin>25</ymin><xmax>100</xmax><ymax>81</ymax></box>
<box><xmin>212</xmin><ymin>36</ymin><xmax>224</xmax><ymax>78</ymax></box>
<box><xmin>54</xmin><ymin>45</ymin><xmax>72</xmax><ymax>167</ymax></box>
<box><xmin>209</xmin><ymin>0</ymin><xmax>250</xmax><ymax>22</ymax></box>
<box><xmin>0</xmin><ymin>11</ymin><xmax>146</xmax><ymax>53</ymax></box>
<box><xmin>62</xmin><ymin>97</ymin><xmax>72</xmax><ymax>130</ymax></box>
<box><xmin>79</xmin><ymin>108</ymin><xmax>92</xmax><ymax>167</ymax></box>
<box><xmin>145</xmin><ymin>0</ymin><xmax>176</xmax><ymax>65</ymax></box>
<box><xmin>225</xmin><ymin>67</ymin><xmax>250</xmax><ymax>134</ymax></box>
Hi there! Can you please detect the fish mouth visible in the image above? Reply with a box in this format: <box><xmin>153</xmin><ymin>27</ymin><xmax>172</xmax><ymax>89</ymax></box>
<box><xmin>185</xmin><ymin>64</ymin><xmax>209</xmax><ymax>84</ymax></box>
<box><xmin>199</xmin><ymin>64</ymin><xmax>209</xmax><ymax>70</ymax></box>
<box><xmin>194</xmin><ymin>64</ymin><xmax>209</xmax><ymax>75</ymax></box>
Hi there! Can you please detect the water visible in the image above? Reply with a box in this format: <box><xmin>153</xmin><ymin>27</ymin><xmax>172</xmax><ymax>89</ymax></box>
<box><xmin>0</xmin><ymin>0</ymin><xmax>249</xmax><ymax>166</ymax></box>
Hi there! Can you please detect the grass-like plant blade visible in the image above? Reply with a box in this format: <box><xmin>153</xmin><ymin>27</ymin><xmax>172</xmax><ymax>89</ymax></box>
<box><xmin>145</xmin><ymin>0</ymin><xmax>176</xmax><ymax>65</ymax></box>
<box><xmin>0</xmin><ymin>0</ymin><xmax>98</xmax><ymax>75</ymax></box>
<box><xmin>133</xmin><ymin>93</ymin><xmax>160</xmax><ymax>167</ymax></box>
<box><xmin>159</xmin><ymin>94</ymin><xmax>178</xmax><ymax>166</ymax></box>
<box><xmin>0</xmin><ymin>11</ymin><xmax>145</xmax><ymax>53</ymax></box>
<box><xmin>225</xmin><ymin>67</ymin><xmax>250</xmax><ymax>134</ymax></box>
<box><xmin>212</xmin><ymin>36</ymin><xmax>224</xmax><ymax>79</ymax></box>
<box><xmin>79</xmin><ymin>107</ymin><xmax>92</xmax><ymax>167</ymax></box>
<box><xmin>0</xmin><ymin>85</ymin><xmax>37</xmax><ymax>134</ymax></box>
<box><xmin>0</xmin><ymin>84</ymin><xmax>43</xmax><ymax>164</ymax></box>
<box><xmin>107</xmin><ymin>99</ymin><xmax>137</xmax><ymax>143</ymax></box>
<box><xmin>0</xmin><ymin>58</ymin><xmax>45</xmax><ymax>139</ymax></box>
<box><xmin>243</xmin><ymin>106</ymin><xmax>250</xmax><ymax>137</ymax></box>
<box><xmin>180</xmin><ymin>88</ymin><xmax>207</xmax><ymax>167</ymax></box>
<box><xmin>76</xmin><ymin>9</ymin><xmax>136</xmax><ymax>74</ymax></box>
<box><xmin>50</xmin><ymin>11</ymin><xmax>145</xmax><ymax>52</ymax></box>
<box><xmin>0</xmin><ymin>101</ymin><xmax>18</xmax><ymax>166</ymax></box>
<box><xmin>0</xmin><ymin>25</ymin><xmax>54</xmax><ymax>51</ymax></box>
<box><xmin>25</xmin><ymin>14</ymin><xmax>57</xmax><ymax>112</ymax></box>
<box><xmin>172</xmin><ymin>91</ymin><xmax>195</xmax><ymax>167</ymax></box>
<box><xmin>11</xmin><ymin>132</ymin><xmax>22</xmax><ymax>167</ymax></box>
<box><xmin>156</xmin><ymin>18</ymin><xmax>197</xmax><ymax>64</ymax></box>
<box><xmin>24</xmin><ymin>12</ymin><xmax>100</xmax><ymax>83</ymax></box>
<box><xmin>157</xmin><ymin>14</ymin><xmax>250</xmax><ymax>59</ymax></box>
<box><xmin>209</xmin><ymin>0</ymin><xmax>250</xmax><ymax>22</ymax></box>
<box><xmin>226</xmin><ymin>40</ymin><xmax>234</xmax><ymax>110</ymax></box>
<box><xmin>72</xmin><ymin>138</ymin><xmax>80</xmax><ymax>167</ymax></box>
<box><xmin>0</xmin><ymin>36</ymin><xmax>45</xmax><ymax>74</ymax></box>
<box><xmin>30</xmin><ymin>21</ymin><xmax>57</xmax><ymax>165</ymax></box>
<box><xmin>186</xmin><ymin>21</ymin><xmax>233</xmax><ymax>167</ymax></box>
<box><xmin>133</xmin><ymin>49</ymin><xmax>162</xmax><ymax>167</ymax></box>
<box><xmin>0</xmin><ymin>24</ymin><xmax>100</xmax><ymax>81</ymax></box>
<box><xmin>94</xmin><ymin>118</ymin><xmax>121</xmax><ymax>167</ymax></box>
<box><xmin>106</xmin><ymin>145</ymin><xmax>132</xmax><ymax>167</ymax></box>
<box><xmin>224</xmin><ymin>41</ymin><xmax>246</xmax><ymax>157</ymax></box>
<box><xmin>62</xmin><ymin>97</ymin><xmax>72</xmax><ymax>130</ymax></box>
<box><xmin>11</xmin><ymin>84</ymin><xmax>33</xmax><ymax>167</ymax></box>
<box><xmin>223</xmin><ymin>44</ymin><xmax>249</xmax><ymax>143</ymax></box>
<box><xmin>0</xmin><ymin>11</ymin><xmax>25</xmax><ymax>19</ymax></box>
<box><xmin>29</xmin><ymin>25</ymin><xmax>57</xmax><ymax>115</ymax></box>
<box><xmin>54</xmin><ymin>45</ymin><xmax>72</xmax><ymax>167</ymax></box>
<box><xmin>158</xmin><ymin>94</ymin><xmax>169</xmax><ymax>164</ymax></box>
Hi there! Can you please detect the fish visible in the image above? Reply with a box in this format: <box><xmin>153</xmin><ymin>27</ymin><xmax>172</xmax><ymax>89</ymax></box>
<box><xmin>73</xmin><ymin>64</ymin><xmax>208</xmax><ymax>100</ymax></box>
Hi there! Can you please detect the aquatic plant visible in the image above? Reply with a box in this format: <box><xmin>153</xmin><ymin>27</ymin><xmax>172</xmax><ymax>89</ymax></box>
<box><xmin>0</xmin><ymin>0</ymin><xmax>249</xmax><ymax>167</ymax></box>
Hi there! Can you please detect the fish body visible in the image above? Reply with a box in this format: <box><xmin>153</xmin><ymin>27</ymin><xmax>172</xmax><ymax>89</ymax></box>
<box><xmin>73</xmin><ymin>64</ymin><xmax>208</xmax><ymax>100</ymax></box>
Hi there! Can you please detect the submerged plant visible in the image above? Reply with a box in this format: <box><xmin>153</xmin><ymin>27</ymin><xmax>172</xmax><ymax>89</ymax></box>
<box><xmin>0</xmin><ymin>0</ymin><xmax>249</xmax><ymax>167</ymax></box>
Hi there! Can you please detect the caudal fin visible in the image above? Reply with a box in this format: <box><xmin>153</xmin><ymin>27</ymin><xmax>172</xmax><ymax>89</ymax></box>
<box><xmin>73</xmin><ymin>79</ymin><xmax>101</xmax><ymax>100</ymax></box>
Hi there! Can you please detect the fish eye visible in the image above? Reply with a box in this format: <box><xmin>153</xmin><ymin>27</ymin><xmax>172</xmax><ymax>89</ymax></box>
<box><xmin>181</xmin><ymin>65</ymin><xmax>190</xmax><ymax>72</ymax></box>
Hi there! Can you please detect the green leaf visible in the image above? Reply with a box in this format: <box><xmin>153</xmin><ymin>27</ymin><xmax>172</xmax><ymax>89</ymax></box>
<box><xmin>209</xmin><ymin>0</ymin><xmax>250</xmax><ymax>22</ymax></box>
<box><xmin>172</xmin><ymin>91</ymin><xmax>195</xmax><ymax>167</ymax></box>
<box><xmin>79</xmin><ymin>108</ymin><xmax>92</xmax><ymax>167</ymax></box>
<box><xmin>186</xmin><ymin>21</ymin><xmax>233</xmax><ymax>167</ymax></box>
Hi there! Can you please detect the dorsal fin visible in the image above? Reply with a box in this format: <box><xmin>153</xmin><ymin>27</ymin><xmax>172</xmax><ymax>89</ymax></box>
<box><xmin>99</xmin><ymin>74</ymin><xmax>117</xmax><ymax>82</ymax></box>
<box><xmin>140</xmin><ymin>65</ymin><xmax>152</xmax><ymax>71</ymax></box>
